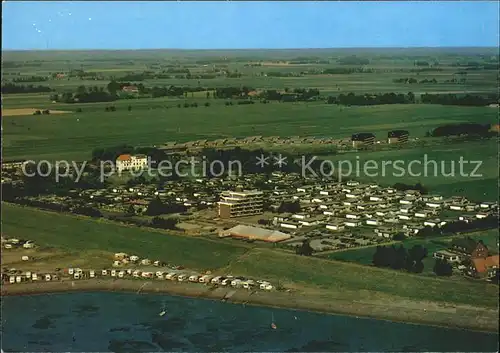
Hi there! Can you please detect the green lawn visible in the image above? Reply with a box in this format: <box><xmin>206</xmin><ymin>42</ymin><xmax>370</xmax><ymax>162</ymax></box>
<box><xmin>1</xmin><ymin>203</ymin><xmax>249</xmax><ymax>270</ymax></box>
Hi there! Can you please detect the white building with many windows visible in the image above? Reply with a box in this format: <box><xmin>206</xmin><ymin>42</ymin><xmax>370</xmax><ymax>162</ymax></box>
<box><xmin>116</xmin><ymin>154</ymin><xmax>148</xmax><ymax>172</ymax></box>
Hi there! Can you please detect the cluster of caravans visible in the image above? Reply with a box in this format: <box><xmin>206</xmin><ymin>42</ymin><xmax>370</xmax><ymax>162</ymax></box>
<box><xmin>112</xmin><ymin>252</ymin><xmax>166</xmax><ymax>268</ymax></box>
<box><xmin>2</xmin><ymin>237</ymin><xmax>35</xmax><ymax>250</ymax></box>
<box><xmin>3</xmin><ymin>270</ymin><xmax>59</xmax><ymax>284</ymax></box>
<box><xmin>98</xmin><ymin>269</ymin><xmax>275</xmax><ymax>290</ymax></box>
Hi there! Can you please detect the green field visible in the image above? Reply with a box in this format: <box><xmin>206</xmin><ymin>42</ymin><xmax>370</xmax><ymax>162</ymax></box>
<box><xmin>3</xmin><ymin>102</ymin><xmax>497</xmax><ymax>162</ymax></box>
<box><xmin>2</xmin><ymin>202</ymin><xmax>498</xmax><ymax>307</ymax></box>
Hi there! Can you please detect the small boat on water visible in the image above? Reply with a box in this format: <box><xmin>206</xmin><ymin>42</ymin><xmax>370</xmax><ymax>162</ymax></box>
<box><xmin>159</xmin><ymin>301</ymin><xmax>167</xmax><ymax>317</ymax></box>
<box><xmin>271</xmin><ymin>313</ymin><xmax>277</xmax><ymax>330</ymax></box>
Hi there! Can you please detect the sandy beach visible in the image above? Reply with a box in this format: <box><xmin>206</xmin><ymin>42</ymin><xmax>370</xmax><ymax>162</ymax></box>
<box><xmin>2</xmin><ymin>279</ymin><xmax>498</xmax><ymax>333</ymax></box>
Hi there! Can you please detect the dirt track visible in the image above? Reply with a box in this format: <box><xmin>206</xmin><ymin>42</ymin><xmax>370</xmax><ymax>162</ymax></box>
<box><xmin>2</xmin><ymin>108</ymin><xmax>72</xmax><ymax>117</ymax></box>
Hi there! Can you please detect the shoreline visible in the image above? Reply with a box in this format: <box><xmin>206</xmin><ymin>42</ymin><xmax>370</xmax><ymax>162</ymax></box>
<box><xmin>2</xmin><ymin>279</ymin><xmax>498</xmax><ymax>334</ymax></box>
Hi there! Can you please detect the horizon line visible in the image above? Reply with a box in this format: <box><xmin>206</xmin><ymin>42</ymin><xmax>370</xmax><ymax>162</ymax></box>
<box><xmin>2</xmin><ymin>45</ymin><xmax>499</xmax><ymax>52</ymax></box>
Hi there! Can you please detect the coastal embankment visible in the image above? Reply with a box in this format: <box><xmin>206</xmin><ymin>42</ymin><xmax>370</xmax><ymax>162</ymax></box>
<box><xmin>2</xmin><ymin>279</ymin><xmax>498</xmax><ymax>333</ymax></box>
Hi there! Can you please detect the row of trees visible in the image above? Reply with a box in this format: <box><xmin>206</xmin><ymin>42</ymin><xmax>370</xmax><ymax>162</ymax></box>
<box><xmin>145</xmin><ymin>196</ymin><xmax>187</xmax><ymax>216</ymax></box>
<box><xmin>393</xmin><ymin>77</ymin><xmax>439</xmax><ymax>84</ymax></box>
<box><xmin>373</xmin><ymin>244</ymin><xmax>427</xmax><ymax>273</ymax></box>
<box><xmin>12</xmin><ymin>76</ymin><xmax>48</xmax><ymax>83</ymax></box>
<box><xmin>2</xmin><ymin>83</ymin><xmax>53</xmax><ymax>94</ymax></box>
<box><xmin>416</xmin><ymin>215</ymin><xmax>499</xmax><ymax>237</ymax></box>
<box><xmin>430</xmin><ymin>123</ymin><xmax>493</xmax><ymax>137</ymax></box>
<box><xmin>326</xmin><ymin>92</ymin><xmax>415</xmax><ymax>106</ymax></box>
<box><xmin>421</xmin><ymin>93</ymin><xmax>497</xmax><ymax>107</ymax></box>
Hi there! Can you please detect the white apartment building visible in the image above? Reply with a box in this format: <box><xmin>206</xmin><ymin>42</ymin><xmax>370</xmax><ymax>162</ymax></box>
<box><xmin>116</xmin><ymin>154</ymin><xmax>148</xmax><ymax>172</ymax></box>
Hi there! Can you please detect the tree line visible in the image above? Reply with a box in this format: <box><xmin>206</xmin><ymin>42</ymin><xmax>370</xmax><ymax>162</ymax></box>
<box><xmin>2</xmin><ymin>83</ymin><xmax>54</xmax><ymax>94</ymax></box>
<box><xmin>430</xmin><ymin>123</ymin><xmax>494</xmax><ymax>137</ymax></box>
<box><xmin>421</xmin><ymin>93</ymin><xmax>497</xmax><ymax>107</ymax></box>
<box><xmin>12</xmin><ymin>76</ymin><xmax>49</xmax><ymax>83</ymax></box>
<box><xmin>372</xmin><ymin>244</ymin><xmax>427</xmax><ymax>273</ymax></box>
<box><xmin>326</xmin><ymin>92</ymin><xmax>415</xmax><ymax>105</ymax></box>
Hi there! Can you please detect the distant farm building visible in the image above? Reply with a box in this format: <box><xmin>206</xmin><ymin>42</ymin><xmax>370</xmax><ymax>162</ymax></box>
<box><xmin>388</xmin><ymin>130</ymin><xmax>409</xmax><ymax>144</ymax></box>
<box><xmin>122</xmin><ymin>85</ymin><xmax>139</xmax><ymax>93</ymax></box>
<box><xmin>218</xmin><ymin>190</ymin><xmax>264</xmax><ymax>218</ymax></box>
<box><xmin>219</xmin><ymin>225</ymin><xmax>291</xmax><ymax>243</ymax></box>
<box><xmin>351</xmin><ymin>133</ymin><xmax>375</xmax><ymax>147</ymax></box>
<box><xmin>116</xmin><ymin>154</ymin><xmax>148</xmax><ymax>172</ymax></box>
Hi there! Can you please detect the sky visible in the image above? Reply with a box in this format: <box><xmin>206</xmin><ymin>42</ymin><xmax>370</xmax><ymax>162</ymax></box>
<box><xmin>2</xmin><ymin>1</ymin><xmax>499</xmax><ymax>50</ymax></box>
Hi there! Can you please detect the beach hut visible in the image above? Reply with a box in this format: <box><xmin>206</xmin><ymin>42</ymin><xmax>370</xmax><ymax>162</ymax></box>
<box><xmin>45</xmin><ymin>274</ymin><xmax>52</xmax><ymax>281</ymax></box>
<box><xmin>25</xmin><ymin>271</ymin><xmax>32</xmax><ymax>279</ymax></box>
<box><xmin>9</xmin><ymin>276</ymin><xmax>15</xmax><ymax>284</ymax></box>
<box><xmin>242</xmin><ymin>281</ymin><xmax>250</xmax><ymax>289</ymax></box>
<box><xmin>211</xmin><ymin>276</ymin><xmax>222</xmax><ymax>285</ymax></box>
<box><xmin>4</xmin><ymin>244</ymin><xmax>13</xmax><ymax>249</ymax></box>
<box><xmin>75</xmin><ymin>268</ymin><xmax>83</xmax><ymax>275</ymax></box>
<box><xmin>89</xmin><ymin>270</ymin><xmax>95</xmax><ymax>278</ymax></box>
<box><xmin>21</xmin><ymin>255</ymin><xmax>30</xmax><ymax>261</ymax></box>
<box><xmin>32</xmin><ymin>273</ymin><xmax>38</xmax><ymax>281</ymax></box>
<box><xmin>133</xmin><ymin>270</ymin><xmax>141</xmax><ymax>278</ymax></box>
<box><xmin>15</xmin><ymin>276</ymin><xmax>22</xmax><ymax>283</ymax></box>
<box><xmin>110</xmin><ymin>270</ymin><xmax>117</xmax><ymax>277</ymax></box>
<box><xmin>177</xmin><ymin>274</ymin><xmax>187</xmax><ymax>282</ymax></box>
<box><xmin>140</xmin><ymin>259</ymin><xmax>151</xmax><ymax>265</ymax></box>
<box><xmin>23</xmin><ymin>242</ymin><xmax>34</xmax><ymax>249</ymax></box>
<box><xmin>126</xmin><ymin>269</ymin><xmax>133</xmax><ymax>275</ymax></box>
<box><xmin>188</xmin><ymin>275</ymin><xmax>199</xmax><ymax>282</ymax></box>
<box><xmin>121</xmin><ymin>258</ymin><xmax>130</xmax><ymax>265</ymax></box>
<box><xmin>156</xmin><ymin>271</ymin><xmax>164</xmax><ymax>278</ymax></box>
<box><xmin>68</xmin><ymin>268</ymin><xmax>74</xmax><ymax>275</ymax></box>
<box><xmin>117</xmin><ymin>271</ymin><xmax>125</xmax><ymax>278</ymax></box>
<box><xmin>112</xmin><ymin>260</ymin><xmax>122</xmax><ymax>267</ymax></box>
<box><xmin>130</xmin><ymin>255</ymin><xmax>139</xmax><ymax>262</ymax></box>
<box><xmin>74</xmin><ymin>273</ymin><xmax>81</xmax><ymax>280</ymax></box>
<box><xmin>101</xmin><ymin>269</ymin><xmax>108</xmax><ymax>276</ymax></box>
<box><xmin>153</xmin><ymin>260</ymin><xmax>161</xmax><ymax>267</ymax></box>
<box><xmin>141</xmin><ymin>272</ymin><xmax>153</xmax><ymax>279</ymax></box>
<box><xmin>221</xmin><ymin>278</ymin><xmax>232</xmax><ymax>286</ymax></box>
<box><xmin>166</xmin><ymin>272</ymin><xmax>177</xmax><ymax>280</ymax></box>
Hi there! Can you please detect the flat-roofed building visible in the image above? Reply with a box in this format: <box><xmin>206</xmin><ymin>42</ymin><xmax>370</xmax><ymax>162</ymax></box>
<box><xmin>219</xmin><ymin>225</ymin><xmax>291</xmax><ymax>243</ymax></box>
<box><xmin>351</xmin><ymin>133</ymin><xmax>375</xmax><ymax>148</ymax></box>
<box><xmin>217</xmin><ymin>190</ymin><xmax>264</xmax><ymax>218</ymax></box>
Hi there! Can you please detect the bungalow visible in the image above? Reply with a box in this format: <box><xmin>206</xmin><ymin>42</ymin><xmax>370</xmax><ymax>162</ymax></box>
<box><xmin>397</xmin><ymin>214</ymin><xmax>411</xmax><ymax>221</ymax></box>
<box><xmin>374</xmin><ymin>228</ymin><xmax>392</xmax><ymax>238</ymax></box>
<box><xmin>426</xmin><ymin>201</ymin><xmax>443</xmax><ymax>209</ymax></box>
<box><xmin>280</xmin><ymin>220</ymin><xmax>301</xmax><ymax>230</ymax></box>
<box><xmin>291</xmin><ymin>213</ymin><xmax>309</xmax><ymax>220</ymax></box>
<box><xmin>433</xmin><ymin>250</ymin><xmax>461</xmax><ymax>263</ymax></box>
<box><xmin>344</xmin><ymin>220</ymin><xmax>362</xmax><ymax>228</ymax></box>
<box><xmin>369</xmin><ymin>196</ymin><xmax>382</xmax><ymax>202</ymax></box>
<box><xmin>325</xmin><ymin>223</ymin><xmax>345</xmax><ymax>231</ymax></box>
<box><xmin>449</xmin><ymin>204</ymin><xmax>464</xmax><ymax>211</ymax></box>
<box><xmin>366</xmin><ymin>219</ymin><xmax>379</xmax><ymax>226</ymax></box>
<box><xmin>345</xmin><ymin>213</ymin><xmax>361</xmax><ymax>219</ymax></box>
<box><xmin>479</xmin><ymin>201</ymin><xmax>497</xmax><ymax>209</ymax></box>
<box><xmin>414</xmin><ymin>211</ymin><xmax>428</xmax><ymax>218</ymax></box>
<box><xmin>476</xmin><ymin>213</ymin><xmax>488</xmax><ymax>219</ymax></box>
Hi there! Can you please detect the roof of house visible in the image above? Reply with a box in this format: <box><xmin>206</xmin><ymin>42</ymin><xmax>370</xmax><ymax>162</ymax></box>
<box><xmin>451</xmin><ymin>237</ymin><xmax>479</xmax><ymax>253</ymax></box>
<box><xmin>472</xmin><ymin>255</ymin><xmax>499</xmax><ymax>273</ymax></box>
<box><xmin>221</xmin><ymin>225</ymin><xmax>291</xmax><ymax>243</ymax></box>
<box><xmin>117</xmin><ymin>154</ymin><xmax>132</xmax><ymax>161</ymax></box>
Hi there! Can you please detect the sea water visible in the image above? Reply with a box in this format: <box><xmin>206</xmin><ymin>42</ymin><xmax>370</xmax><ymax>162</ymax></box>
<box><xmin>2</xmin><ymin>292</ymin><xmax>498</xmax><ymax>352</ymax></box>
